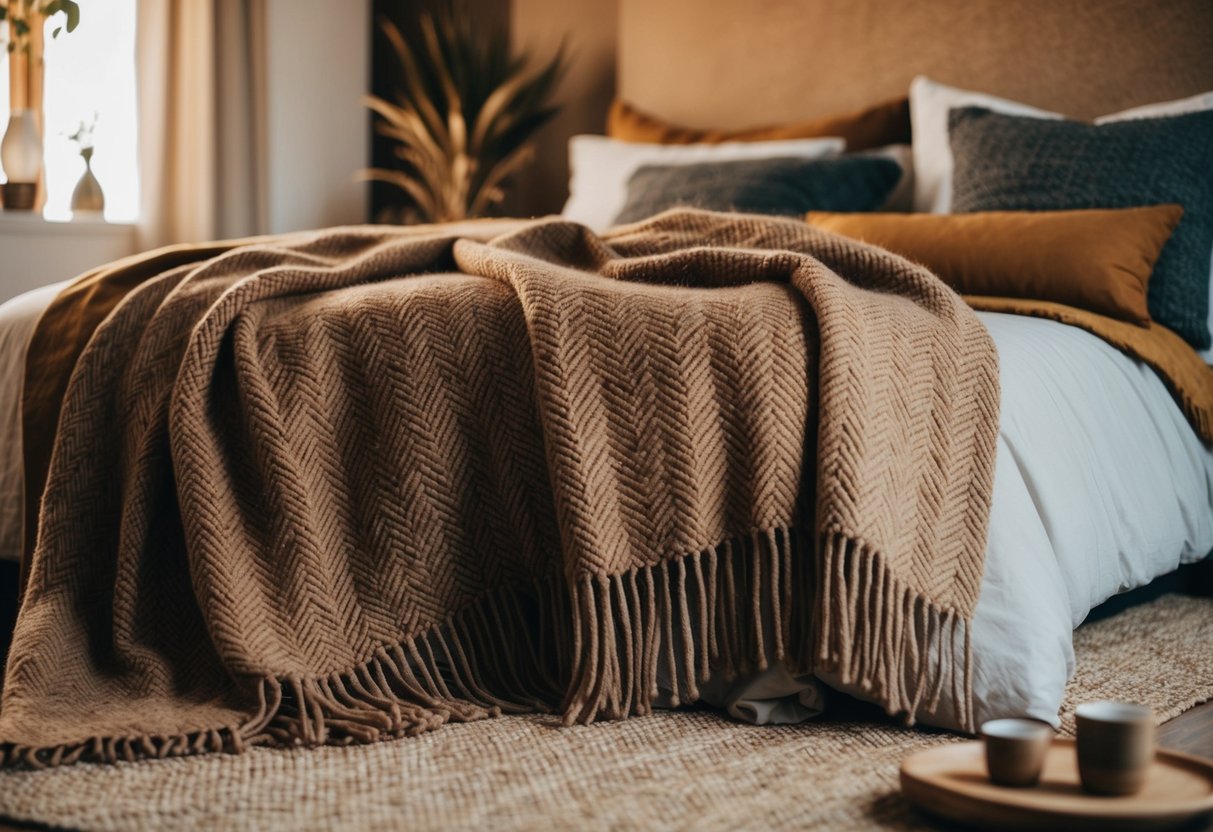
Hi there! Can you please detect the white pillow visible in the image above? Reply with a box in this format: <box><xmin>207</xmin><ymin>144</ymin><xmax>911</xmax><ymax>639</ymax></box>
<box><xmin>1094</xmin><ymin>90</ymin><xmax>1213</xmax><ymax>123</ymax></box>
<box><xmin>561</xmin><ymin>135</ymin><xmax>845</xmax><ymax>232</ymax></box>
<box><xmin>908</xmin><ymin>76</ymin><xmax>1061</xmax><ymax>214</ymax></box>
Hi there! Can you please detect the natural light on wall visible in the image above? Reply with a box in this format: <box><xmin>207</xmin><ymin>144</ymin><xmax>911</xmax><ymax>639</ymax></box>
<box><xmin>2</xmin><ymin>1</ymin><xmax>139</xmax><ymax>223</ymax></box>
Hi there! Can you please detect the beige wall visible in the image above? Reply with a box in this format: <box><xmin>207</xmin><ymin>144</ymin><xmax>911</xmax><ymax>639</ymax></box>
<box><xmin>619</xmin><ymin>0</ymin><xmax>1213</xmax><ymax>127</ymax></box>
<box><xmin>510</xmin><ymin>0</ymin><xmax>617</xmax><ymax>216</ymax></box>
<box><xmin>265</xmin><ymin>0</ymin><xmax>369</xmax><ymax>233</ymax></box>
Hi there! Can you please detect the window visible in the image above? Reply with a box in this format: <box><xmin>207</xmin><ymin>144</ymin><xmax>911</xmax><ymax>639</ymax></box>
<box><xmin>1</xmin><ymin>2</ymin><xmax>138</xmax><ymax>222</ymax></box>
<box><xmin>0</xmin><ymin>48</ymin><xmax>8</xmax><ymax>127</ymax></box>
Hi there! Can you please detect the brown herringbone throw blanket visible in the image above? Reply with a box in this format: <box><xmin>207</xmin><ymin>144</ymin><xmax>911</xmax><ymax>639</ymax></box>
<box><xmin>0</xmin><ymin>210</ymin><xmax>998</xmax><ymax>768</ymax></box>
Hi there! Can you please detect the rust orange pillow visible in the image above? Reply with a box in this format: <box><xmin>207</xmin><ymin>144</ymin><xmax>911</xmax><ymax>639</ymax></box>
<box><xmin>806</xmin><ymin>206</ymin><xmax>1184</xmax><ymax>324</ymax></box>
<box><xmin>607</xmin><ymin>97</ymin><xmax>911</xmax><ymax>152</ymax></box>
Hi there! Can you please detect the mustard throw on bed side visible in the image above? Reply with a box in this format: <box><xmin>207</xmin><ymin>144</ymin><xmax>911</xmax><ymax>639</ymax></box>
<box><xmin>0</xmin><ymin>210</ymin><xmax>998</xmax><ymax>768</ymax></box>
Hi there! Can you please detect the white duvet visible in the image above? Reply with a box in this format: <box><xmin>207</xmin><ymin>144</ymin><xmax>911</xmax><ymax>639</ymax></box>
<box><xmin>1</xmin><ymin>288</ymin><xmax>1210</xmax><ymax>732</ymax></box>
<box><xmin>962</xmin><ymin>313</ymin><xmax>1212</xmax><ymax>727</ymax></box>
<box><xmin>0</xmin><ymin>281</ymin><xmax>72</xmax><ymax>566</ymax></box>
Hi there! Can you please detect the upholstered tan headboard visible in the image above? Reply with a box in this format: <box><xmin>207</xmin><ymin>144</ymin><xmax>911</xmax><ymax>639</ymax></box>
<box><xmin>618</xmin><ymin>0</ymin><xmax>1213</xmax><ymax>127</ymax></box>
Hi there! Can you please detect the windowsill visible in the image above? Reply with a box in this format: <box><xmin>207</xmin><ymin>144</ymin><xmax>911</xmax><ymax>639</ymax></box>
<box><xmin>0</xmin><ymin>213</ymin><xmax>139</xmax><ymax>304</ymax></box>
<box><xmin>0</xmin><ymin>212</ymin><xmax>136</xmax><ymax>236</ymax></box>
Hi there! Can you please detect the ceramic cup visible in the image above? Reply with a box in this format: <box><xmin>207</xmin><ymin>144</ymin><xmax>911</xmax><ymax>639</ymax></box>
<box><xmin>981</xmin><ymin>718</ymin><xmax>1054</xmax><ymax>787</ymax></box>
<box><xmin>1075</xmin><ymin>701</ymin><xmax>1154</xmax><ymax>795</ymax></box>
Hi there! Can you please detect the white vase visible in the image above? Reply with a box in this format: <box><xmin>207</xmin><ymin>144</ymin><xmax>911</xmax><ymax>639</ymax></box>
<box><xmin>1</xmin><ymin>109</ymin><xmax>43</xmax><ymax>211</ymax></box>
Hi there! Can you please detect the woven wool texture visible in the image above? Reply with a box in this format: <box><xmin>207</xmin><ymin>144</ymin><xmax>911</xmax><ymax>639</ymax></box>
<box><xmin>0</xmin><ymin>210</ymin><xmax>999</xmax><ymax>767</ymax></box>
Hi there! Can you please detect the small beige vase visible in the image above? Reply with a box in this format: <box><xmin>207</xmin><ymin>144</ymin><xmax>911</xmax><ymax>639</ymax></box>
<box><xmin>70</xmin><ymin>147</ymin><xmax>105</xmax><ymax>216</ymax></box>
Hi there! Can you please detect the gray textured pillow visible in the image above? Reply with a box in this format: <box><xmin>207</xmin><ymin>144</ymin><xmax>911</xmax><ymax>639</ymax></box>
<box><xmin>613</xmin><ymin>155</ymin><xmax>902</xmax><ymax>226</ymax></box>
<box><xmin>948</xmin><ymin>106</ymin><xmax>1213</xmax><ymax>349</ymax></box>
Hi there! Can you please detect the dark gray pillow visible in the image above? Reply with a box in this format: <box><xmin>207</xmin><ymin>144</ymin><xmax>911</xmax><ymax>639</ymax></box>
<box><xmin>612</xmin><ymin>155</ymin><xmax>903</xmax><ymax>226</ymax></box>
<box><xmin>948</xmin><ymin>106</ymin><xmax>1213</xmax><ymax>349</ymax></box>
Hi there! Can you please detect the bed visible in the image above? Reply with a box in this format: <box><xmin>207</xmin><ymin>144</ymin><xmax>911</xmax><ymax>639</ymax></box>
<box><xmin>1</xmin><ymin>0</ymin><xmax>1211</xmax><ymax>769</ymax></box>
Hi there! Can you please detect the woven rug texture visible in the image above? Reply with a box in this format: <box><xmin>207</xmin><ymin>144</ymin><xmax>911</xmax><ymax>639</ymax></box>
<box><xmin>0</xmin><ymin>593</ymin><xmax>1209</xmax><ymax>831</ymax></box>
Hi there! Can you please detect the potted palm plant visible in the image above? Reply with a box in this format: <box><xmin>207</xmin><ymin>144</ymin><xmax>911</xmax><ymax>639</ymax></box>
<box><xmin>362</xmin><ymin>8</ymin><xmax>566</xmax><ymax>223</ymax></box>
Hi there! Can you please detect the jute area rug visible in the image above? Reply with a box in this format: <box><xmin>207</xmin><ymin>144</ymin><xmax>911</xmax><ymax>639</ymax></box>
<box><xmin>1</xmin><ymin>594</ymin><xmax>1211</xmax><ymax>831</ymax></box>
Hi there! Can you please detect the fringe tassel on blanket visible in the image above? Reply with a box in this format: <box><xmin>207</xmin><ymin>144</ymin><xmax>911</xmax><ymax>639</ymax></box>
<box><xmin>562</xmin><ymin>526</ymin><xmax>807</xmax><ymax>722</ymax></box>
<box><xmin>1</xmin><ymin>578</ymin><xmax>569</xmax><ymax>769</ymax></box>
<box><xmin>1</xmin><ymin>524</ymin><xmax>974</xmax><ymax>768</ymax></box>
<box><xmin>562</xmin><ymin>525</ymin><xmax>974</xmax><ymax>733</ymax></box>
<box><xmin>813</xmin><ymin>531</ymin><xmax>975</xmax><ymax>733</ymax></box>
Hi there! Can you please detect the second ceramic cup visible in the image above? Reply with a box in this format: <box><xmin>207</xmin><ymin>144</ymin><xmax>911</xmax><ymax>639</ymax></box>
<box><xmin>1075</xmin><ymin>701</ymin><xmax>1155</xmax><ymax>795</ymax></box>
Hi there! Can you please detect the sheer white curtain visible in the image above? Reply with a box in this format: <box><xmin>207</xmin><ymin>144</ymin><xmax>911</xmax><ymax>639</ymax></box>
<box><xmin>136</xmin><ymin>0</ymin><xmax>268</xmax><ymax>248</ymax></box>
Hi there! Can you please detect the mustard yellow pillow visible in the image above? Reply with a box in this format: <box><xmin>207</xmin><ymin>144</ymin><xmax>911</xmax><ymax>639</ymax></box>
<box><xmin>607</xmin><ymin>97</ymin><xmax>911</xmax><ymax>152</ymax></box>
<box><xmin>806</xmin><ymin>206</ymin><xmax>1184</xmax><ymax>324</ymax></box>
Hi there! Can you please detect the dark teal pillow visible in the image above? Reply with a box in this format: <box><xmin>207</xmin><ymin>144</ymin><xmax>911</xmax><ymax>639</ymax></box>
<box><xmin>612</xmin><ymin>155</ymin><xmax>903</xmax><ymax>226</ymax></box>
<box><xmin>948</xmin><ymin>106</ymin><xmax>1213</xmax><ymax>349</ymax></box>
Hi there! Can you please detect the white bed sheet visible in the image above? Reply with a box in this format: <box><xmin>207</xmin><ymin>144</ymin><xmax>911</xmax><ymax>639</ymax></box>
<box><xmin>0</xmin><ymin>287</ymin><xmax>1210</xmax><ymax>732</ymax></box>
<box><xmin>0</xmin><ymin>281</ymin><xmax>72</xmax><ymax>564</ymax></box>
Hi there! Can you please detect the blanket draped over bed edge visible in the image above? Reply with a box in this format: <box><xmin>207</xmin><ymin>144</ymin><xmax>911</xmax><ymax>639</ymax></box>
<box><xmin>0</xmin><ymin>210</ymin><xmax>999</xmax><ymax>768</ymax></box>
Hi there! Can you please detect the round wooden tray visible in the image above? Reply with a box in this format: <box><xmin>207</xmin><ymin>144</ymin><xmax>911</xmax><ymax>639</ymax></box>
<box><xmin>900</xmin><ymin>739</ymin><xmax>1213</xmax><ymax>831</ymax></box>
